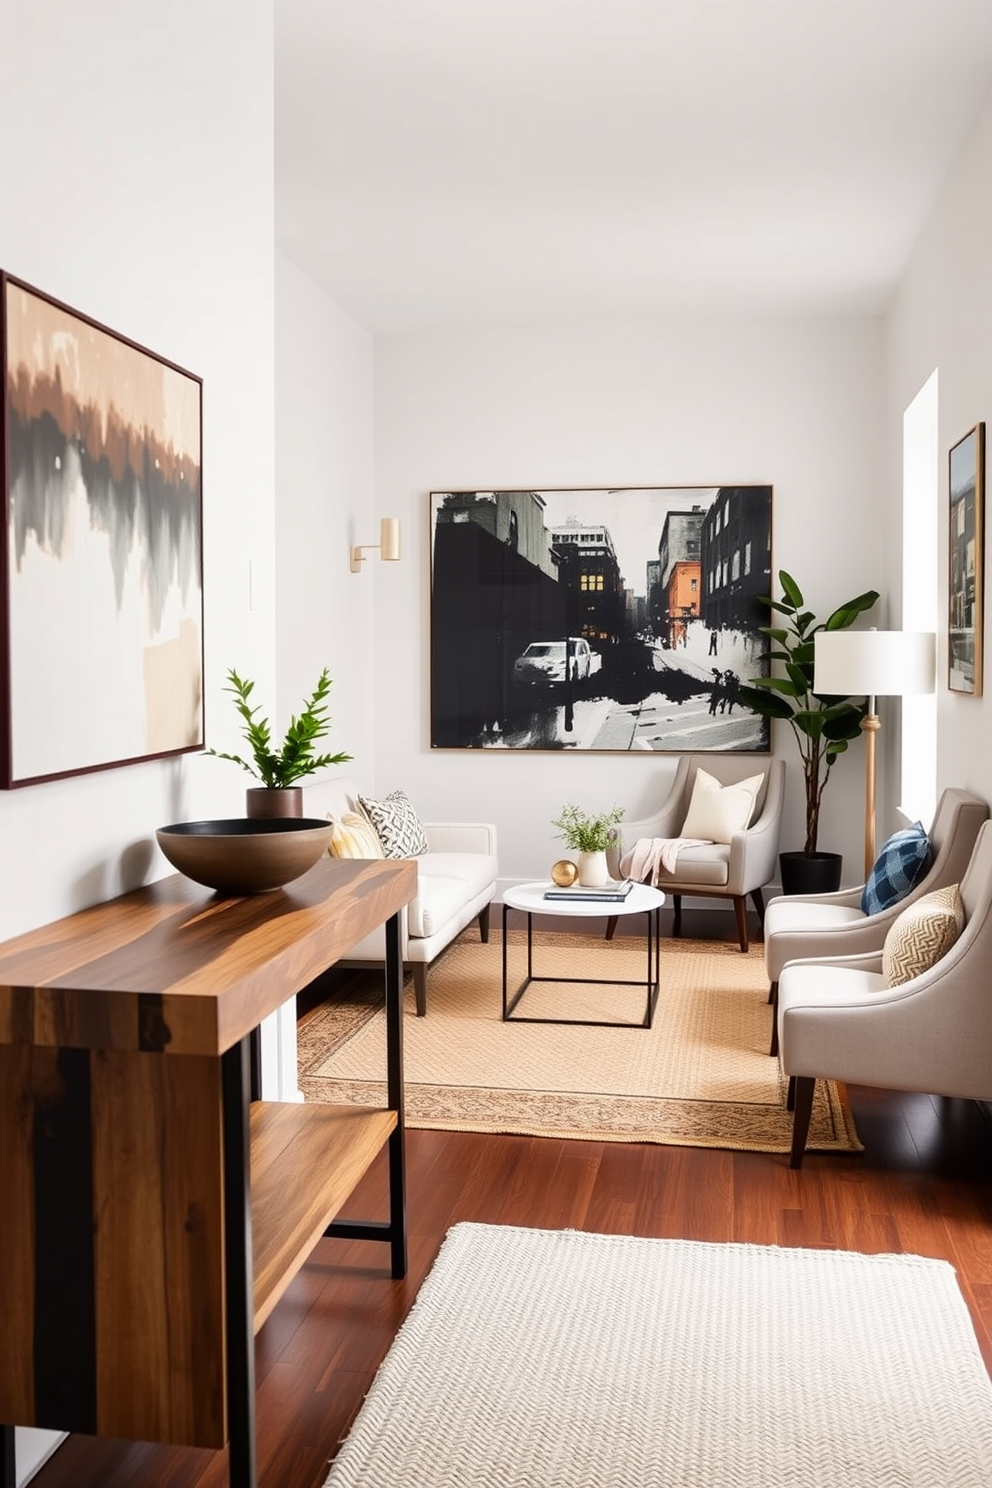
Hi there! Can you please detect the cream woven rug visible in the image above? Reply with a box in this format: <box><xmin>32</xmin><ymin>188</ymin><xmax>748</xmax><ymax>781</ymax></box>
<box><xmin>324</xmin><ymin>1222</ymin><xmax>992</xmax><ymax>1487</ymax></box>
<box><xmin>298</xmin><ymin>932</ymin><xmax>861</xmax><ymax>1154</ymax></box>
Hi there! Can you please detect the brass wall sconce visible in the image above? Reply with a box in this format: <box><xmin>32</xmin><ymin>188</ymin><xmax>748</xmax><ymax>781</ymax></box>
<box><xmin>350</xmin><ymin>517</ymin><xmax>401</xmax><ymax>573</ymax></box>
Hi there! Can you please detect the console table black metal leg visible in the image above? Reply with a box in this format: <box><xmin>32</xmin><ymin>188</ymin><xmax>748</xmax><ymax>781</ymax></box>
<box><xmin>0</xmin><ymin>1426</ymin><xmax>15</xmax><ymax>1488</ymax></box>
<box><xmin>222</xmin><ymin>1036</ymin><xmax>257</xmax><ymax>1488</ymax></box>
<box><xmin>324</xmin><ymin>912</ymin><xmax>408</xmax><ymax>1276</ymax></box>
<box><xmin>248</xmin><ymin>1025</ymin><xmax>262</xmax><ymax>1102</ymax></box>
<box><xmin>383</xmin><ymin>910</ymin><xmax>407</xmax><ymax>1279</ymax></box>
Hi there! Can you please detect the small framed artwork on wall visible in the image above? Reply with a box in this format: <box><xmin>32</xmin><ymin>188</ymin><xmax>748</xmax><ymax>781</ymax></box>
<box><xmin>1</xmin><ymin>273</ymin><xmax>204</xmax><ymax>786</ymax></box>
<box><xmin>947</xmin><ymin>422</ymin><xmax>985</xmax><ymax>696</ymax></box>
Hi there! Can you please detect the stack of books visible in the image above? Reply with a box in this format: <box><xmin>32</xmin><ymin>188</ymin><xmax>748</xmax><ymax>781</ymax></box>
<box><xmin>543</xmin><ymin>879</ymin><xmax>635</xmax><ymax>903</ymax></box>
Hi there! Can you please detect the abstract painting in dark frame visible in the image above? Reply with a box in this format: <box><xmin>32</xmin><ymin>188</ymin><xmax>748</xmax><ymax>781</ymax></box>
<box><xmin>430</xmin><ymin>485</ymin><xmax>772</xmax><ymax>752</ymax></box>
<box><xmin>0</xmin><ymin>273</ymin><xmax>204</xmax><ymax>787</ymax></box>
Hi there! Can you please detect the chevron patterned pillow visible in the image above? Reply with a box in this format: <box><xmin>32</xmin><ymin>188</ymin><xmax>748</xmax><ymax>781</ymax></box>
<box><xmin>882</xmin><ymin>884</ymin><xmax>964</xmax><ymax>987</ymax></box>
<box><xmin>358</xmin><ymin>789</ymin><xmax>430</xmax><ymax>858</ymax></box>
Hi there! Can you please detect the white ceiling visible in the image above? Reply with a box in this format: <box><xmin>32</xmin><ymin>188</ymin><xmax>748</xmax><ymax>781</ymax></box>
<box><xmin>275</xmin><ymin>0</ymin><xmax>992</xmax><ymax>335</ymax></box>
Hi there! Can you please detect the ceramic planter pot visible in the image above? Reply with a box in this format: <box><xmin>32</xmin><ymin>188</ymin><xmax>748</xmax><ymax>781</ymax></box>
<box><xmin>778</xmin><ymin>850</ymin><xmax>843</xmax><ymax>897</ymax></box>
<box><xmin>576</xmin><ymin>849</ymin><xmax>610</xmax><ymax>887</ymax></box>
<box><xmin>246</xmin><ymin>786</ymin><xmax>304</xmax><ymax>820</ymax></box>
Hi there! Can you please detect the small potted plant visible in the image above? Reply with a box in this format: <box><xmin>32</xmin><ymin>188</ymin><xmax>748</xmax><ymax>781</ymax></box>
<box><xmin>552</xmin><ymin>802</ymin><xmax>625</xmax><ymax>887</ymax></box>
<box><xmin>736</xmin><ymin>570</ymin><xmax>879</xmax><ymax>893</ymax></box>
<box><xmin>209</xmin><ymin>666</ymin><xmax>352</xmax><ymax>818</ymax></box>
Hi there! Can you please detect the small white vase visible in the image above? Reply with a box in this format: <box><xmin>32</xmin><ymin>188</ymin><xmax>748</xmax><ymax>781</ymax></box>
<box><xmin>576</xmin><ymin>849</ymin><xmax>610</xmax><ymax>887</ymax></box>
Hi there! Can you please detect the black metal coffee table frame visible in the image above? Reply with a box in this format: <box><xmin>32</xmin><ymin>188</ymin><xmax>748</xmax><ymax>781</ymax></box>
<box><xmin>501</xmin><ymin>890</ymin><xmax>662</xmax><ymax>1028</ymax></box>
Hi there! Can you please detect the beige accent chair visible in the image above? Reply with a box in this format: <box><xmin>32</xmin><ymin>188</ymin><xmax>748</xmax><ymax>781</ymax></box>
<box><xmin>779</xmin><ymin>817</ymin><xmax>992</xmax><ymax>1168</ymax></box>
<box><xmin>605</xmin><ymin>754</ymin><xmax>786</xmax><ymax>952</ymax></box>
<box><xmin>311</xmin><ymin>777</ymin><xmax>498</xmax><ymax>1016</ymax></box>
<box><xmin>764</xmin><ymin>787</ymin><xmax>988</xmax><ymax>1055</ymax></box>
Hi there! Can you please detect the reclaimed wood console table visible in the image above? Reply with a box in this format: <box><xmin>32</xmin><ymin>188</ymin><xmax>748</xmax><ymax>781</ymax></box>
<box><xmin>0</xmin><ymin>855</ymin><xmax>416</xmax><ymax>1488</ymax></box>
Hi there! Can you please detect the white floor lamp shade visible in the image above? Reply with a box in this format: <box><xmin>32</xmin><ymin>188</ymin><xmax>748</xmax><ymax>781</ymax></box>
<box><xmin>814</xmin><ymin>630</ymin><xmax>936</xmax><ymax>877</ymax></box>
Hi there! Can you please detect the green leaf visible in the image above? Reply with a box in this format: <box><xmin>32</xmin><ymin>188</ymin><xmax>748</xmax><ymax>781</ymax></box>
<box><xmin>736</xmin><ymin>686</ymin><xmax>794</xmax><ymax>719</ymax></box>
<box><xmin>821</xmin><ymin>705</ymin><xmax>865</xmax><ymax>743</ymax></box>
<box><xmin>778</xmin><ymin>570</ymin><xmax>804</xmax><ymax>609</ymax></box>
<box><xmin>755</xmin><ymin>676</ymin><xmax>803</xmax><ymax>698</ymax></box>
<box><xmin>792</xmin><ymin>709</ymin><xmax>826</xmax><ymax>739</ymax></box>
<box><xmin>785</xmin><ymin>661</ymin><xmax>810</xmax><ymax>694</ymax></box>
<box><xmin>823</xmin><ymin>590</ymin><xmax>880</xmax><ymax>630</ymax></box>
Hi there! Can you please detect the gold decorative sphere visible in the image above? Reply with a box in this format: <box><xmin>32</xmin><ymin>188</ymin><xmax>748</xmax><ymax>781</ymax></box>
<box><xmin>551</xmin><ymin>859</ymin><xmax>579</xmax><ymax>887</ymax></box>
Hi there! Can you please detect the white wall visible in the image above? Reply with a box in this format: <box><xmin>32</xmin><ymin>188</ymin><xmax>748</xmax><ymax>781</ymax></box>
<box><xmin>1</xmin><ymin>4</ymin><xmax>275</xmax><ymax>1481</ymax></box>
<box><xmin>887</xmin><ymin>86</ymin><xmax>992</xmax><ymax>811</ymax></box>
<box><xmin>275</xmin><ymin>254</ymin><xmax>376</xmax><ymax>780</ymax></box>
<box><xmin>372</xmin><ymin>317</ymin><xmax>886</xmax><ymax>887</ymax></box>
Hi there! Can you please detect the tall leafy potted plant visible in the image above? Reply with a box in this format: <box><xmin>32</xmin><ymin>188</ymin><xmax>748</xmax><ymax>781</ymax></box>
<box><xmin>209</xmin><ymin>666</ymin><xmax>352</xmax><ymax>818</ymax></box>
<box><xmin>736</xmin><ymin>571</ymin><xmax>879</xmax><ymax>893</ymax></box>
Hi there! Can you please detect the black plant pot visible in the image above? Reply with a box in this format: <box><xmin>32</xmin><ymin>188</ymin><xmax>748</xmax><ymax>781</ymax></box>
<box><xmin>778</xmin><ymin>850</ymin><xmax>843</xmax><ymax>897</ymax></box>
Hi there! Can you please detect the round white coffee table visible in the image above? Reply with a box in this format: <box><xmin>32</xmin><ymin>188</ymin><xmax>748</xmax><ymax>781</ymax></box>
<box><xmin>501</xmin><ymin>880</ymin><xmax>665</xmax><ymax>1028</ymax></box>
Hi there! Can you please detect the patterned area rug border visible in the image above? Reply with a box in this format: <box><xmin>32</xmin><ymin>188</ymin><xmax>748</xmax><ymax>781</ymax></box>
<box><xmin>298</xmin><ymin>931</ymin><xmax>862</xmax><ymax>1154</ymax></box>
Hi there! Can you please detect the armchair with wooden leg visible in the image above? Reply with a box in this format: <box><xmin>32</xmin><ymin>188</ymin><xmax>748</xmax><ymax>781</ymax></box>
<box><xmin>764</xmin><ymin>787</ymin><xmax>987</xmax><ymax>1055</ymax></box>
<box><xmin>605</xmin><ymin>754</ymin><xmax>786</xmax><ymax>952</ymax></box>
<box><xmin>779</xmin><ymin>818</ymin><xmax>992</xmax><ymax>1168</ymax></box>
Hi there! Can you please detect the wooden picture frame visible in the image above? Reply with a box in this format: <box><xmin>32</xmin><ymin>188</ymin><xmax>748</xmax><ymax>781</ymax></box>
<box><xmin>1</xmin><ymin>273</ymin><xmax>204</xmax><ymax>786</ymax></box>
<box><xmin>429</xmin><ymin>485</ymin><xmax>772</xmax><ymax>752</ymax></box>
<box><xmin>948</xmin><ymin>423</ymin><xmax>985</xmax><ymax>696</ymax></box>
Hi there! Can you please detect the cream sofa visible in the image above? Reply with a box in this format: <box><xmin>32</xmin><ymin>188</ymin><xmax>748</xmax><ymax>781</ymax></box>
<box><xmin>311</xmin><ymin>777</ymin><xmax>498</xmax><ymax>1015</ymax></box>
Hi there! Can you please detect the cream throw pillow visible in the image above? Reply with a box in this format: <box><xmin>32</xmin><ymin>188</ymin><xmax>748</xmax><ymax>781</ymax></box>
<box><xmin>327</xmin><ymin>811</ymin><xmax>385</xmax><ymax>860</ymax></box>
<box><xmin>882</xmin><ymin>884</ymin><xmax>964</xmax><ymax>987</ymax></box>
<box><xmin>679</xmin><ymin>767</ymin><xmax>764</xmax><ymax>845</ymax></box>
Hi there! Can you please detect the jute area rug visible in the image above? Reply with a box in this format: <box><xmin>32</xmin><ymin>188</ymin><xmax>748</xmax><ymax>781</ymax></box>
<box><xmin>298</xmin><ymin>930</ymin><xmax>861</xmax><ymax>1154</ymax></box>
<box><xmin>324</xmin><ymin>1222</ymin><xmax>992</xmax><ymax>1487</ymax></box>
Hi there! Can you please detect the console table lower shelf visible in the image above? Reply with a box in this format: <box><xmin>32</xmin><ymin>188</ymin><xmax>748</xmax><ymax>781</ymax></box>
<box><xmin>0</xmin><ymin>856</ymin><xmax>416</xmax><ymax>1488</ymax></box>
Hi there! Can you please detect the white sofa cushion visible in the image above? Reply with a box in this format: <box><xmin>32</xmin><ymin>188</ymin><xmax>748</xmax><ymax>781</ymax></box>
<box><xmin>409</xmin><ymin>850</ymin><xmax>500</xmax><ymax>938</ymax></box>
<box><xmin>765</xmin><ymin>900</ymin><xmax>866</xmax><ymax>937</ymax></box>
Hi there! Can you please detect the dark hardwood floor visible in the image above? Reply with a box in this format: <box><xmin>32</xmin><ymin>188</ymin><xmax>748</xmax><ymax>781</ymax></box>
<box><xmin>28</xmin><ymin>911</ymin><xmax>992</xmax><ymax>1488</ymax></box>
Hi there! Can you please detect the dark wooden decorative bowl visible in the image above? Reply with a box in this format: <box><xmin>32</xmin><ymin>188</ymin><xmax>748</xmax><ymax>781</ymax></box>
<box><xmin>156</xmin><ymin>817</ymin><xmax>333</xmax><ymax>893</ymax></box>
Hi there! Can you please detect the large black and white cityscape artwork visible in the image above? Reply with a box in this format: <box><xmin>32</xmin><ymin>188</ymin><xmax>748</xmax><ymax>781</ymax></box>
<box><xmin>430</xmin><ymin>486</ymin><xmax>773</xmax><ymax>752</ymax></box>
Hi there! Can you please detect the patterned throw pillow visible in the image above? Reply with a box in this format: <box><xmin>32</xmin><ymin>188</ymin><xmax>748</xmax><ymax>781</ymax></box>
<box><xmin>358</xmin><ymin>790</ymin><xmax>430</xmax><ymax>858</ymax></box>
<box><xmin>882</xmin><ymin>884</ymin><xmax>964</xmax><ymax>987</ymax></box>
<box><xmin>679</xmin><ymin>767</ymin><xmax>764</xmax><ymax>846</ymax></box>
<box><xmin>327</xmin><ymin>811</ymin><xmax>384</xmax><ymax>860</ymax></box>
<box><xmin>861</xmin><ymin>821</ymin><xmax>931</xmax><ymax>914</ymax></box>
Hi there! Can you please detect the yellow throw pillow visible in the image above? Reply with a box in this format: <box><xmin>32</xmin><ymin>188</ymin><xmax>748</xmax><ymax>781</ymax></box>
<box><xmin>679</xmin><ymin>767</ymin><xmax>764</xmax><ymax>845</ymax></box>
<box><xmin>327</xmin><ymin>811</ymin><xmax>385</xmax><ymax>860</ymax></box>
<box><xmin>882</xmin><ymin>884</ymin><xmax>964</xmax><ymax>987</ymax></box>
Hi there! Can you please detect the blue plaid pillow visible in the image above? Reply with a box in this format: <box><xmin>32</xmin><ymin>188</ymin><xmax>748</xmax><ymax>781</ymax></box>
<box><xmin>861</xmin><ymin>821</ymin><xmax>932</xmax><ymax>915</ymax></box>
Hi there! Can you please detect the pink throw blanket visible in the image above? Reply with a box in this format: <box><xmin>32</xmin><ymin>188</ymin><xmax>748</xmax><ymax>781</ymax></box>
<box><xmin>620</xmin><ymin>836</ymin><xmax>713</xmax><ymax>884</ymax></box>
